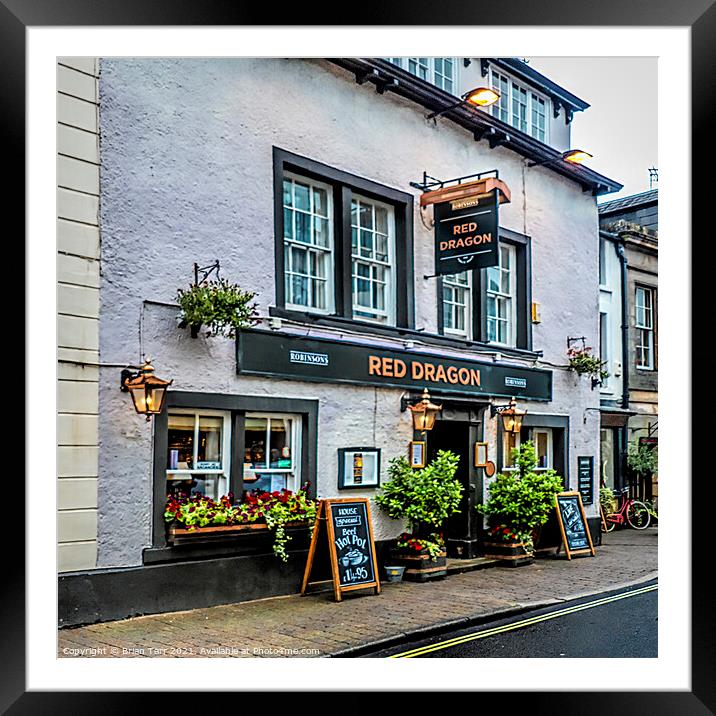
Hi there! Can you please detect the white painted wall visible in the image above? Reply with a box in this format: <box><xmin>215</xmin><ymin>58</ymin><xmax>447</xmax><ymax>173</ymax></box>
<box><xmin>96</xmin><ymin>58</ymin><xmax>602</xmax><ymax>568</ymax></box>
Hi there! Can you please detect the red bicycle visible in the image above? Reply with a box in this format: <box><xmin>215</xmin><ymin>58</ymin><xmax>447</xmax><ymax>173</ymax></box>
<box><xmin>602</xmin><ymin>487</ymin><xmax>651</xmax><ymax>532</ymax></box>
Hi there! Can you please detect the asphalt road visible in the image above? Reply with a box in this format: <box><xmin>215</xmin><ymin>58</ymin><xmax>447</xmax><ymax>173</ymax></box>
<box><xmin>366</xmin><ymin>580</ymin><xmax>658</xmax><ymax>658</ymax></box>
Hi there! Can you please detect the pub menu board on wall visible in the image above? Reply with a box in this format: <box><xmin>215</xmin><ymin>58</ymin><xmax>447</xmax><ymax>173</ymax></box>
<box><xmin>554</xmin><ymin>491</ymin><xmax>596</xmax><ymax>560</ymax></box>
<box><xmin>300</xmin><ymin>498</ymin><xmax>380</xmax><ymax>602</ymax></box>
<box><xmin>577</xmin><ymin>456</ymin><xmax>594</xmax><ymax>505</ymax></box>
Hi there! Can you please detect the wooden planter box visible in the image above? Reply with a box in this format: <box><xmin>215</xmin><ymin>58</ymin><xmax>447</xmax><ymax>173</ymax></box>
<box><xmin>482</xmin><ymin>540</ymin><xmax>534</xmax><ymax>567</ymax></box>
<box><xmin>167</xmin><ymin>521</ymin><xmax>307</xmax><ymax>546</ymax></box>
<box><xmin>388</xmin><ymin>549</ymin><xmax>447</xmax><ymax>582</ymax></box>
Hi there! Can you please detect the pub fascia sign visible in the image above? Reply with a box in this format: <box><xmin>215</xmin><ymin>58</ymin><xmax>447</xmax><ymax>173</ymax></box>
<box><xmin>420</xmin><ymin>175</ymin><xmax>512</xmax><ymax>276</ymax></box>
<box><xmin>237</xmin><ymin>329</ymin><xmax>552</xmax><ymax>401</ymax></box>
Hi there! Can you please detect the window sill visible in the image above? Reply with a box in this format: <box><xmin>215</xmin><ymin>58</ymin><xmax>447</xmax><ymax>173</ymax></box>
<box><xmin>268</xmin><ymin>306</ymin><xmax>543</xmax><ymax>360</ymax></box>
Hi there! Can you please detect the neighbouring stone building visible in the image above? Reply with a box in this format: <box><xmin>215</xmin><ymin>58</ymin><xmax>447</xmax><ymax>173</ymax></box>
<box><xmin>57</xmin><ymin>57</ymin><xmax>621</xmax><ymax>625</ymax></box>
<box><xmin>598</xmin><ymin>189</ymin><xmax>658</xmax><ymax>500</ymax></box>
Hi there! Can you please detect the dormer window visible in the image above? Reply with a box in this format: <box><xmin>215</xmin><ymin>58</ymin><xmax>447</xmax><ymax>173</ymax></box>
<box><xmin>388</xmin><ymin>57</ymin><xmax>456</xmax><ymax>95</ymax></box>
<box><xmin>489</xmin><ymin>68</ymin><xmax>550</xmax><ymax>144</ymax></box>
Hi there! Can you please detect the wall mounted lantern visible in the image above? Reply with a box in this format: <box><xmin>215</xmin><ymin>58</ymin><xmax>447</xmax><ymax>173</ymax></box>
<box><xmin>407</xmin><ymin>388</ymin><xmax>443</xmax><ymax>432</ymax></box>
<box><xmin>426</xmin><ymin>87</ymin><xmax>500</xmax><ymax>120</ymax></box>
<box><xmin>120</xmin><ymin>359</ymin><xmax>172</xmax><ymax>420</ymax></box>
<box><xmin>491</xmin><ymin>397</ymin><xmax>526</xmax><ymax>434</ymax></box>
<box><xmin>527</xmin><ymin>149</ymin><xmax>593</xmax><ymax>168</ymax></box>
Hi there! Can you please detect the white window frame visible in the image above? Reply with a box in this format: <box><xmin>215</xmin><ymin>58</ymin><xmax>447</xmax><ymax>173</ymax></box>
<box><xmin>531</xmin><ymin>428</ymin><xmax>553</xmax><ymax>470</ymax></box>
<box><xmin>244</xmin><ymin>412</ymin><xmax>302</xmax><ymax>493</ymax></box>
<box><xmin>351</xmin><ymin>193</ymin><xmax>397</xmax><ymax>325</ymax></box>
<box><xmin>387</xmin><ymin>57</ymin><xmax>459</xmax><ymax>95</ymax></box>
<box><xmin>442</xmin><ymin>270</ymin><xmax>472</xmax><ymax>339</ymax></box>
<box><xmin>283</xmin><ymin>171</ymin><xmax>335</xmax><ymax>315</ymax></box>
<box><xmin>502</xmin><ymin>431</ymin><xmax>521</xmax><ymax>471</ymax></box>
<box><xmin>486</xmin><ymin>243</ymin><xmax>517</xmax><ymax>348</ymax></box>
<box><xmin>489</xmin><ymin>67</ymin><xmax>551</xmax><ymax>144</ymax></box>
<box><xmin>635</xmin><ymin>286</ymin><xmax>655</xmax><ymax>370</ymax></box>
<box><xmin>166</xmin><ymin>409</ymin><xmax>232</xmax><ymax>500</ymax></box>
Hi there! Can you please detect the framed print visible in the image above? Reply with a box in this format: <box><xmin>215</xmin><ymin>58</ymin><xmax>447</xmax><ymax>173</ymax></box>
<box><xmin>408</xmin><ymin>441</ymin><xmax>426</xmax><ymax>468</ymax></box>
<box><xmin>16</xmin><ymin>0</ymin><xmax>704</xmax><ymax>706</ymax></box>
<box><xmin>337</xmin><ymin>447</ymin><xmax>381</xmax><ymax>489</ymax></box>
<box><xmin>474</xmin><ymin>441</ymin><xmax>489</xmax><ymax>467</ymax></box>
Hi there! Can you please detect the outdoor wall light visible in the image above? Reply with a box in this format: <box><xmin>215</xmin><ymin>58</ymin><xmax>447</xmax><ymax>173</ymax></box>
<box><xmin>407</xmin><ymin>388</ymin><xmax>443</xmax><ymax>432</ymax></box>
<box><xmin>491</xmin><ymin>397</ymin><xmax>526</xmax><ymax>434</ymax></box>
<box><xmin>527</xmin><ymin>149</ymin><xmax>593</xmax><ymax>168</ymax></box>
<box><xmin>426</xmin><ymin>87</ymin><xmax>500</xmax><ymax>120</ymax></box>
<box><xmin>120</xmin><ymin>359</ymin><xmax>172</xmax><ymax>421</ymax></box>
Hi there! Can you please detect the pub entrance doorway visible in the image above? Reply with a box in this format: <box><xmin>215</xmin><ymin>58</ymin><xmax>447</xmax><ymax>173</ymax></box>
<box><xmin>426</xmin><ymin>404</ymin><xmax>487</xmax><ymax>559</ymax></box>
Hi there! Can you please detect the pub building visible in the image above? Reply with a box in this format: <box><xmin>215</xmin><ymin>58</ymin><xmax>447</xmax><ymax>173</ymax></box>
<box><xmin>57</xmin><ymin>56</ymin><xmax>622</xmax><ymax>625</ymax></box>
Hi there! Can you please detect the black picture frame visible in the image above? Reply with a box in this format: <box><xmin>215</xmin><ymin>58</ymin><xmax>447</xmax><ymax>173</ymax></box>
<box><xmin>12</xmin><ymin>1</ymin><xmax>705</xmax><ymax>710</ymax></box>
<box><xmin>337</xmin><ymin>447</ymin><xmax>381</xmax><ymax>489</ymax></box>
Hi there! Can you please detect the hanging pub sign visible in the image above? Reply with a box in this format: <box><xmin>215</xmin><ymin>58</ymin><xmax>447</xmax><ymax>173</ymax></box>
<box><xmin>419</xmin><ymin>175</ymin><xmax>511</xmax><ymax>277</ymax></box>
<box><xmin>301</xmin><ymin>498</ymin><xmax>380</xmax><ymax>602</ymax></box>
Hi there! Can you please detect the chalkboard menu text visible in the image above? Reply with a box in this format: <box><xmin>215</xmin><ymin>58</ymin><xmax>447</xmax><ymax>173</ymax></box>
<box><xmin>555</xmin><ymin>491</ymin><xmax>596</xmax><ymax>559</ymax></box>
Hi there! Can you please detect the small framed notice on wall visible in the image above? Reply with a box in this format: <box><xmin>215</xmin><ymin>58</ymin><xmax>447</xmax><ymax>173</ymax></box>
<box><xmin>474</xmin><ymin>442</ymin><xmax>489</xmax><ymax>467</ymax></box>
<box><xmin>408</xmin><ymin>441</ymin><xmax>426</xmax><ymax>468</ymax></box>
<box><xmin>337</xmin><ymin>447</ymin><xmax>381</xmax><ymax>489</ymax></box>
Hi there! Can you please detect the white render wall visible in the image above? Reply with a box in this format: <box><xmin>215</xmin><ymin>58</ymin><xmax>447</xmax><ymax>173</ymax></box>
<box><xmin>96</xmin><ymin>58</ymin><xmax>601</xmax><ymax>568</ymax></box>
<box><xmin>57</xmin><ymin>57</ymin><xmax>101</xmax><ymax>573</ymax></box>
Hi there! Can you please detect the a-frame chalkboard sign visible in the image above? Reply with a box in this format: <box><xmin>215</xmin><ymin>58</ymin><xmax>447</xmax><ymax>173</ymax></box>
<box><xmin>301</xmin><ymin>498</ymin><xmax>381</xmax><ymax>602</ymax></box>
<box><xmin>554</xmin><ymin>491</ymin><xmax>596</xmax><ymax>559</ymax></box>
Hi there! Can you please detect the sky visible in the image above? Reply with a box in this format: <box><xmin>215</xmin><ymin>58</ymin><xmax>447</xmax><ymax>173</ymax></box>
<box><xmin>526</xmin><ymin>57</ymin><xmax>657</xmax><ymax>202</ymax></box>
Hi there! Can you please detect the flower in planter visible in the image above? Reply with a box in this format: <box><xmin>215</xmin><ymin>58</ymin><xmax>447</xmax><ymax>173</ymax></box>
<box><xmin>567</xmin><ymin>345</ymin><xmax>609</xmax><ymax>381</ymax></box>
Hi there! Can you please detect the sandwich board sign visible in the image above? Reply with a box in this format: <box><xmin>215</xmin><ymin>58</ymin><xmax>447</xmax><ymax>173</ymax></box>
<box><xmin>301</xmin><ymin>498</ymin><xmax>380</xmax><ymax>602</ymax></box>
<box><xmin>554</xmin><ymin>491</ymin><xmax>596</xmax><ymax>559</ymax></box>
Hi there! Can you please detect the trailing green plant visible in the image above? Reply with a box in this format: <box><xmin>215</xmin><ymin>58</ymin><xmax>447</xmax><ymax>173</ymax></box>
<box><xmin>376</xmin><ymin>450</ymin><xmax>463</xmax><ymax>533</ymax></box>
<box><xmin>177</xmin><ymin>277</ymin><xmax>259</xmax><ymax>338</ymax></box>
<box><xmin>567</xmin><ymin>345</ymin><xmax>609</xmax><ymax>381</ymax></box>
<box><xmin>626</xmin><ymin>443</ymin><xmax>658</xmax><ymax>478</ymax></box>
<box><xmin>600</xmin><ymin>486</ymin><xmax>618</xmax><ymax>516</ymax></box>
<box><xmin>476</xmin><ymin>441</ymin><xmax>563</xmax><ymax>555</ymax></box>
<box><xmin>394</xmin><ymin>532</ymin><xmax>445</xmax><ymax>561</ymax></box>
<box><xmin>164</xmin><ymin>487</ymin><xmax>317</xmax><ymax>562</ymax></box>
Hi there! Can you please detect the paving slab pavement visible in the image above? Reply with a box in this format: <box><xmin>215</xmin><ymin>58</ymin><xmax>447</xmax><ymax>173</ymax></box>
<box><xmin>57</xmin><ymin>527</ymin><xmax>657</xmax><ymax>658</ymax></box>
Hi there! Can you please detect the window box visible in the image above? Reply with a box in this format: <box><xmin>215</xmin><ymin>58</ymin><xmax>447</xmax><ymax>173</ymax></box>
<box><xmin>167</xmin><ymin>520</ymin><xmax>309</xmax><ymax>546</ymax></box>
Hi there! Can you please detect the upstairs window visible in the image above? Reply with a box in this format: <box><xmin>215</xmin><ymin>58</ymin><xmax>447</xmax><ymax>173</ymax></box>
<box><xmin>490</xmin><ymin>69</ymin><xmax>550</xmax><ymax>144</ymax></box>
<box><xmin>442</xmin><ymin>271</ymin><xmax>472</xmax><ymax>338</ymax></box>
<box><xmin>283</xmin><ymin>173</ymin><xmax>335</xmax><ymax>313</ymax></box>
<box><xmin>387</xmin><ymin>57</ymin><xmax>457</xmax><ymax>95</ymax></box>
<box><xmin>635</xmin><ymin>286</ymin><xmax>655</xmax><ymax>370</ymax></box>
<box><xmin>486</xmin><ymin>244</ymin><xmax>517</xmax><ymax>347</ymax></box>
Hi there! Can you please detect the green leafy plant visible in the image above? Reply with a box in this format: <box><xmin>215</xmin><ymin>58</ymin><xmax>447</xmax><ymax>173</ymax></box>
<box><xmin>626</xmin><ymin>443</ymin><xmax>658</xmax><ymax>478</ymax></box>
<box><xmin>376</xmin><ymin>450</ymin><xmax>463</xmax><ymax>561</ymax></box>
<box><xmin>394</xmin><ymin>532</ymin><xmax>445</xmax><ymax>560</ymax></box>
<box><xmin>177</xmin><ymin>277</ymin><xmax>259</xmax><ymax>338</ymax></box>
<box><xmin>567</xmin><ymin>345</ymin><xmax>609</xmax><ymax>381</ymax></box>
<box><xmin>600</xmin><ymin>486</ymin><xmax>618</xmax><ymax>516</ymax></box>
<box><xmin>477</xmin><ymin>441</ymin><xmax>563</xmax><ymax>555</ymax></box>
<box><xmin>164</xmin><ymin>487</ymin><xmax>317</xmax><ymax>562</ymax></box>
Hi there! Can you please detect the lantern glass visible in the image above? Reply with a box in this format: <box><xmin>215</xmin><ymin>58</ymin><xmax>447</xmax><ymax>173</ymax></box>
<box><xmin>408</xmin><ymin>389</ymin><xmax>442</xmax><ymax>432</ymax></box>
<box><xmin>145</xmin><ymin>385</ymin><xmax>168</xmax><ymax>415</ymax></box>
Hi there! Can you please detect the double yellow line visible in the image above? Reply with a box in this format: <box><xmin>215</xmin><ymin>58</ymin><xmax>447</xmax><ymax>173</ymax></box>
<box><xmin>390</xmin><ymin>583</ymin><xmax>658</xmax><ymax>658</ymax></box>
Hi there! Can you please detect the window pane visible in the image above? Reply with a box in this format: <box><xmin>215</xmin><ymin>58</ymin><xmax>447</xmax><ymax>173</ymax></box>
<box><xmin>375</xmin><ymin>206</ymin><xmax>388</xmax><ymax>234</ymax></box>
<box><xmin>269</xmin><ymin>418</ymin><xmax>292</xmax><ymax>468</ymax></box>
<box><xmin>168</xmin><ymin>414</ymin><xmax>195</xmax><ymax>470</ymax></box>
<box><xmin>291</xmin><ymin>275</ymin><xmax>308</xmax><ymax>306</ymax></box>
<box><xmin>245</xmin><ymin>417</ymin><xmax>268</xmax><ymax>469</ymax></box>
<box><xmin>535</xmin><ymin>431</ymin><xmax>549</xmax><ymax>468</ymax></box>
<box><xmin>294</xmin><ymin>182</ymin><xmax>310</xmax><ymax>211</ymax></box>
<box><xmin>487</xmin><ymin>269</ymin><xmax>500</xmax><ymax>293</ymax></box>
<box><xmin>360</xmin><ymin>229</ymin><xmax>373</xmax><ymax>257</ymax></box>
<box><xmin>197</xmin><ymin>416</ymin><xmax>223</xmax><ymax>468</ymax></box>
<box><xmin>487</xmin><ymin>317</ymin><xmax>497</xmax><ymax>342</ymax></box>
<box><xmin>313</xmin><ymin>187</ymin><xmax>328</xmax><ymax>217</ymax></box>
<box><xmin>283</xmin><ymin>179</ymin><xmax>293</xmax><ymax>207</ymax></box>
<box><xmin>283</xmin><ymin>208</ymin><xmax>293</xmax><ymax>240</ymax></box>
<box><xmin>314</xmin><ymin>216</ymin><xmax>330</xmax><ymax>248</ymax></box>
<box><xmin>359</xmin><ymin>202</ymin><xmax>373</xmax><ymax>229</ymax></box>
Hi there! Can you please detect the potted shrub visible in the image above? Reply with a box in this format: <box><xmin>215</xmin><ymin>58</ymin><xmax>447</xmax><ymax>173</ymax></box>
<box><xmin>477</xmin><ymin>441</ymin><xmax>563</xmax><ymax>566</ymax></box>
<box><xmin>376</xmin><ymin>450</ymin><xmax>462</xmax><ymax>581</ymax></box>
<box><xmin>164</xmin><ymin>487</ymin><xmax>317</xmax><ymax>561</ymax></box>
<box><xmin>176</xmin><ymin>277</ymin><xmax>259</xmax><ymax>338</ymax></box>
